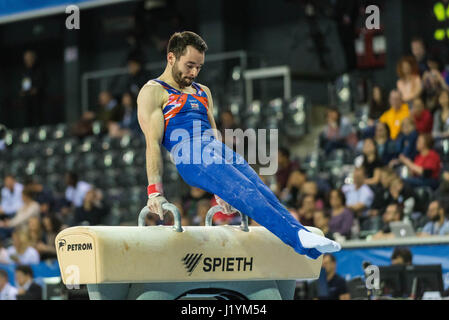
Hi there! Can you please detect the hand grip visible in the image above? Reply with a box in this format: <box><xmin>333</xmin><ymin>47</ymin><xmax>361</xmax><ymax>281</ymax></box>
<box><xmin>138</xmin><ymin>202</ymin><xmax>183</xmax><ymax>232</ymax></box>
<box><xmin>205</xmin><ymin>205</ymin><xmax>249</xmax><ymax>232</ymax></box>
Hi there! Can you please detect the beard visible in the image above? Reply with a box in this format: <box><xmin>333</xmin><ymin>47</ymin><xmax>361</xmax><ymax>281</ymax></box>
<box><xmin>172</xmin><ymin>62</ymin><xmax>193</xmax><ymax>88</ymax></box>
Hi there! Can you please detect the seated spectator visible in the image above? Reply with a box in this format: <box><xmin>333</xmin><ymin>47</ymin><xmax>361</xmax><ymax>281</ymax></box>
<box><xmin>328</xmin><ymin>189</ymin><xmax>353</xmax><ymax>239</ymax></box>
<box><xmin>374</xmin><ymin>122</ymin><xmax>397</xmax><ymax>165</ymax></box>
<box><xmin>379</xmin><ymin>90</ymin><xmax>410</xmax><ymax>140</ymax></box>
<box><xmin>301</xmin><ymin>181</ymin><xmax>324</xmax><ymax>210</ymax></box>
<box><xmin>0</xmin><ymin>187</ymin><xmax>40</xmax><ymax>239</ymax></box>
<box><xmin>419</xmin><ymin>200</ymin><xmax>449</xmax><ymax>236</ymax></box>
<box><xmin>95</xmin><ymin>90</ymin><xmax>122</xmax><ymax>129</ymax></box>
<box><xmin>400</xmin><ymin>134</ymin><xmax>441</xmax><ymax>189</ymax></box>
<box><xmin>27</xmin><ymin>216</ymin><xmax>42</xmax><ymax>248</ymax></box>
<box><xmin>357</xmin><ymin>138</ymin><xmax>382</xmax><ymax>185</ymax></box>
<box><xmin>396</xmin><ymin>56</ymin><xmax>422</xmax><ymax>104</ymax></box>
<box><xmin>369</xmin><ymin>167</ymin><xmax>398</xmax><ymax>217</ymax></box>
<box><xmin>434</xmin><ymin>171</ymin><xmax>449</xmax><ymax>203</ymax></box>
<box><xmin>391</xmin><ymin>247</ymin><xmax>413</xmax><ymax>266</ymax></box>
<box><xmin>0</xmin><ymin>240</ymin><xmax>8</xmax><ymax>264</ymax></box>
<box><xmin>391</xmin><ymin>117</ymin><xmax>418</xmax><ymax>164</ymax></box>
<box><xmin>318</xmin><ymin>254</ymin><xmax>350</xmax><ymax>300</ymax></box>
<box><xmin>410</xmin><ymin>97</ymin><xmax>432</xmax><ymax>134</ymax></box>
<box><xmin>297</xmin><ymin>194</ymin><xmax>316</xmax><ymax>227</ymax></box>
<box><xmin>279</xmin><ymin>169</ymin><xmax>307</xmax><ymax>208</ymax></box>
<box><xmin>368</xmin><ymin>85</ymin><xmax>388</xmax><ymax>124</ymax></box>
<box><xmin>24</xmin><ymin>178</ymin><xmax>55</xmax><ymax>213</ymax></box>
<box><xmin>372</xmin><ymin>203</ymin><xmax>404</xmax><ymax>240</ymax></box>
<box><xmin>388</xmin><ymin>177</ymin><xmax>419</xmax><ymax>217</ymax></box>
<box><xmin>73</xmin><ymin>189</ymin><xmax>109</xmax><ymax>226</ymax></box>
<box><xmin>342</xmin><ymin>167</ymin><xmax>374</xmax><ymax>218</ymax></box>
<box><xmin>71</xmin><ymin>110</ymin><xmax>95</xmax><ymax>138</ymax></box>
<box><xmin>181</xmin><ymin>186</ymin><xmax>213</xmax><ymax>225</ymax></box>
<box><xmin>15</xmin><ymin>265</ymin><xmax>42</xmax><ymax>300</ymax></box>
<box><xmin>410</xmin><ymin>36</ymin><xmax>428</xmax><ymax>76</ymax></box>
<box><xmin>275</xmin><ymin>147</ymin><xmax>300</xmax><ymax>195</ymax></box>
<box><xmin>4</xmin><ymin>230</ymin><xmax>40</xmax><ymax>265</ymax></box>
<box><xmin>422</xmin><ymin>54</ymin><xmax>449</xmax><ymax>112</ymax></box>
<box><xmin>0</xmin><ymin>174</ymin><xmax>24</xmax><ymax>221</ymax></box>
<box><xmin>432</xmin><ymin>90</ymin><xmax>449</xmax><ymax>143</ymax></box>
<box><xmin>64</xmin><ymin>172</ymin><xmax>92</xmax><ymax>208</ymax></box>
<box><xmin>313</xmin><ymin>210</ymin><xmax>333</xmax><ymax>240</ymax></box>
<box><xmin>0</xmin><ymin>269</ymin><xmax>17</xmax><ymax>300</ymax></box>
<box><xmin>319</xmin><ymin>107</ymin><xmax>357</xmax><ymax>155</ymax></box>
<box><xmin>108</xmin><ymin>92</ymin><xmax>140</xmax><ymax>138</ymax></box>
<box><xmin>34</xmin><ymin>214</ymin><xmax>61</xmax><ymax>260</ymax></box>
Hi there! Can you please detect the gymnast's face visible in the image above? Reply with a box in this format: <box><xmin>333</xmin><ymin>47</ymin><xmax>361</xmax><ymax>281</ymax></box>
<box><xmin>171</xmin><ymin>45</ymin><xmax>204</xmax><ymax>89</ymax></box>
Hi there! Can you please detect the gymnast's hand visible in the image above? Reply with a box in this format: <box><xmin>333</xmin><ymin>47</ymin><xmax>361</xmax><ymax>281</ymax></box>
<box><xmin>215</xmin><ymin>195</ymin><xmax>237</xmax><ymax>215</ymax></box>
<box><xmin>146</xmin><ymin>194</ymin><xmax>168</xmax><ymax>220</ymax></box>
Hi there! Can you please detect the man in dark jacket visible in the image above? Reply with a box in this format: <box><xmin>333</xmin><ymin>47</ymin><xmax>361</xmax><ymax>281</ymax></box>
<box><xmin>15</xmin><ymin>265</ymin><xmax>42</xmax><ymax>300</ymax></box>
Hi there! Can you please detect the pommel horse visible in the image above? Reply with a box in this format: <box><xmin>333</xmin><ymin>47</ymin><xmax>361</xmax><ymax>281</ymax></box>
<box><xmin>55</xmin><ymin>203</ymin><xmax>323</xmax><ymax>300</ymax></box>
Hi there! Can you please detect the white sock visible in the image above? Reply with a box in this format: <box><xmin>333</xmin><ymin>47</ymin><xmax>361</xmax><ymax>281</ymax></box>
<box><xmin>298</xmin><ymin>229</ymin><xmax>341</xmax><ymax>253</ymax></box>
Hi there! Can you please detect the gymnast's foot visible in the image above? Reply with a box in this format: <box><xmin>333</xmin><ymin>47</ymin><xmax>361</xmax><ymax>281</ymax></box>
<box><xmin>298</xmin><ymin>229</ymin><xmax>341</xmax><ymax>254</ymax></box>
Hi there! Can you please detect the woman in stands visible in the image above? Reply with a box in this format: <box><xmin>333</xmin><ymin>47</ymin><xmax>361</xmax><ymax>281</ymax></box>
<box><xmin>328</xmin><ymin>189</ymin><xmax>354</xmax><ymax>239</ymax></box>
<box><xmin>374</xmin><ymin>122</ymin><xmax>396</xmax><ymax>165</ymax></box>
<box><xmin>399</xmin><ymin>133</ymin><xmax>441</xmax><ymax>189</ymax></box>
<box><xmin>432</xmin><ymin>90</ymin><xmax>449</xmax><ymax>144</ymax></box>
<box><xmin>396</xmin><ymin>56</ymin><xmax>422</xmax><ymax>104</ymax></box>
<box><xmin>358</xmin><ymin>137</ymin><xmax>383</xmax><ymax>185</ymax></box>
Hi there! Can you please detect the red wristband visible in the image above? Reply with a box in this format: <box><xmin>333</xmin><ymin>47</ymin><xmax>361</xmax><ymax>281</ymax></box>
<box><xmin>147</xmin><ymin>182</ymin><xmax>164</xmax><ymax>196</ymax></box>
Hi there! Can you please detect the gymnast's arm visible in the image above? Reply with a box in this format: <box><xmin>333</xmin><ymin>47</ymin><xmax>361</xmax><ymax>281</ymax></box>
<box><xmin>137</xmin><ymin>83</ymin><xmax>168</xmax><ymax>219</ymax></box>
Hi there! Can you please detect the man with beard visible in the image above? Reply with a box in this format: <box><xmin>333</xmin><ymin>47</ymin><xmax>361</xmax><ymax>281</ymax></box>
<box><xmin>419</xmin><ymin>200</ymin><xmax>449</xmax><ymax>236</ymax></box>
<box><xmin>137</xmin><ymin>31</ymin><xmax>340</xmax><ymax>259</ymax></box>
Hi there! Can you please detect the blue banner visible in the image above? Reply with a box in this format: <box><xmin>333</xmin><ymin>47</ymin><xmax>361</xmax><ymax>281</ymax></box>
<box><xmin>334</xmin><ymin>244</ymin><xmax>449</xmax><ymax>290</ymax></box>
<box><xmin>0</xmin><ymin>0</ymin><xmax>96</xmax><ymax>17</ymax></box>
<box><xmin>0</xmin><ymin>260</ymin><xmax>60</xmax><ymax>287</ymax></box>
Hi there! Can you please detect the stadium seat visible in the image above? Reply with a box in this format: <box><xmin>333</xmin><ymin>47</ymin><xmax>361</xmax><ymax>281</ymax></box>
<box><xmin>51</xmin><ymin>123</ymin><xmax>69</xmax><ymax>140</ymax></box>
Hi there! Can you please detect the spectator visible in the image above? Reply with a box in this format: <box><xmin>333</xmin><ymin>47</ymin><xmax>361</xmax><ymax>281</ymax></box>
<box><xmin>275</xmin><ymin>147</ymin><xmax>300</xmax><ymax>195</ymax></box>
<box><xmin>379</xmin><ymin>90</ymin><xmax>410</xmax><ymax>140</ymax></box>
<box><xmin>0</xmin><ymin>174</ymin><xmax>24</xmax><ymax>220</ymax></box>
<box><xmin>371</xmin><ymin>203</ymin><xmax>404</xmax><ymax>240</ymax></box>
<box><xmin>391</xmin><ymin>117</ymin><xmax>418</xmax><ymax>163</ymax></box>
<box><xmin>95</xmin><ymin>90</ymin><xmax>122</xmax><ymax>129</ymax></box>
<box><xmin>35</xmin><ymin>214</ymin><xmax>62</xmax><ymax>260</ymax></box>
<box><xmin>301</xmin><ymin>181</ymin><xmax>324</xmax><ymax>210</ymax></box>
<box><xmin>313</xmin><ymin>210</ymin><xmax>333</xmax><ymax>240</ymax></box>
<box><xmin>217</xmin><ymin>110</ymin><xmax>240</xmax><ymax>148</ymax></box>
<box><xmin>0</xmin><ymin>240</ymin><xmax>8</xmax><ymax>264</ymax></box>
<box><xmin>388</xmin><ymin>177</ymin><xmax>419</xmax><ymax>217</ymax></box>
<box><xmin>368</xmin><ymin>85</ymin><xmax>388</xmax><ymax>123</ymax></box>
<box><xmin>374</xmin><ymin>121</ymin><xmax>397</xmax><ymax>165</ymax></box>
<box><xmin>19</xmin><ymin>50</ymin><xmax>46</xmax><ymax>127</ymax></box>
<box><xmin>391</xmin><ymin>247</ymin><xmax>413</xmax><ymax>265</ymax></box>
<box><xmin>4</xmin><ymin>230</ymin><xmax>40</xmax><ymax>265</ymax></box>
<box><xmin>319</xmin><ymin>254</ymin><xmax>350</xmax><ymax>300</ymax></box>
<box><xmin>328</xmin><ymin>189</ymin><xmax>353</xmax><ymax>239</ymax></box>
<box><xmin>27</xmin><ymin>216</ymin><xmax>42</xmax><ymax>249</ymax></box>
<box><xmin>64</xmin><ymin>172</ymin><xmax>92</xmax><ymax>209</ymax></box>
<box><xmin>434</xmin><ymin>171</ymin><xmax>449</xmax><ymax>203</ymax></box>
<box><xmin>297</xmin><ymin>194</ymin><xmax>316</xmax><ymax>226</ymax></box>
<box><xmin>24</xmin><ymin>178</ymin><xmax>55</xmax><ymax>214</ymax></box>
<box><xmin>0</xmin><ymin>187</ymin><xmax>40</xmax><ymax>239</ymax></box>
<box><xmin>108</xmin><ymin>92</ymin><xmax>140</xmax><ymax>138</ymax></box>
<box><xmin>15</xmin><ymin>265</ymin><xmax>42</xmax><ymax>300</ymax></box>
<box><xmin>419</xmin><ymin>200</ymin><xmax>449</xmax><ymax>236</ymax></box>
<box><xmin>0</xmin><ymin>269</ymin><xmax>17</xmax><ymax>300</ymax></box>
<box><xmin>432</xmin><ymin>90</ymin><xmax>449</xmax><ymax>142</ymax></box>
<box><xmin>422</xmin><ymin>54</ymin><xmax>449</xmax><ymax>111</ymax></box>
<box><xmin>410</xmin><ymin>37</ymin><xmax>428</xmax><ymax>76</ymax></box>
<box><xmin>319</xmin><ymin>107</ymin><xmax>357</xmax><ymax>155</ymax></box>
<box><xmin>357</xmin><ymin>138</ymin><xmax>382</xmax><ymax>185</ymax></box>
<box><xmin>396</xmin><ymin>56</ymin><xmax>422</xmax><ymax>104</ymax></box>
<box><xmin>181</xmin><ymin>186</ymin><xmax>213</xmax><ymax>225</ymax></box>
<box><xmin>73</xmin><ymin>189</ymin><xmax>109</xmax><ymax>226</ymax></box>
<box><xmin>126</xmin><ymin>54</ymin><xmax>148</xmax><ymax>99</ymax></box>
<box><xmin>280</xmin><ymin>169</ymin><xmax>307</xmax><ymax>208</ymax></box>
<box><xmin>400</xmin><ymin>134</ymin><xmax>441</xmax><ymax>189</ymax></box>
<box><xmin>410</xmin><ymin>97</ymin><xmax>433</xmax><ymax>134</ymax></box>
<box><xmin>370</xmin><ymin>167</ymin><xmax>398</xmax><ymax>217</ymax></box>
<box><xmin>71</xmin><ymin>110</ymin><xmax>95</xmax><ymax>138</ymax></box>
<box><xmin>342</xmin><ymin>167</ymin><xmax>374</xmax><ymax>218</ymax></box>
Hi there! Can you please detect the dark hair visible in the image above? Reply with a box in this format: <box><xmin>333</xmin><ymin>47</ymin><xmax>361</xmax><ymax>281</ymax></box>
<box><xmin>16</xmin><ymin>265</ymin><xmax>34</xmax><ymax>277</ymax></box>
<box><xmin>278</xmin><ymin>147</ymin><xmax>291</xmax><ymax>159</ymax></box>
<box><xmin>0</xmin><ymin>269</ymin><xmax>8</xmax><ymax>280</ymax></box>
<box><xmin>376</xmin><ymin>121</ymin><xmax>391</xmax><ymax>140</ymax></box>
<box><xmin>42</xmin><ymin>213</ymin><xmax>62</xmax><ymax>233</ymax></box>
<box><xmin>391</xmin><ymin>247</ymin><xmax>412</xmax><ymax>264</ymax></box>
<box><xmin>411</xmin><ymin>36</ymin><xmax>426</xmax><ymax>47</ymax></box>
<box><xmin>167</xmin><ymin>31</ymin><xmax>208</xmax><ymax>59</ymax></box>
<box><xmin>387</xmin><ymin>202</ymin><xmax>404</xmax><ymax>221</ymax></box>
<box><xmin>324</xmin><ymin>253</ymin><xmax>336</xmax><ymax>263</ymax></box>
<box><xmin>330</xmin><ymin>188</ymin><xmax>346</xmax><ymax>207</ymax></box>
<box><xmin>66</xmin><ymin>171</ymin><xmax>78</xmax><ymax>185</ymax></box>
<box><xmin>362</xmin><ymin>137</ymin><xmax>380</xmax><ymax>164</ymax></box>
<box><xmin>419</xmin><ymin>133</ymin><xmax>434</xmax><ymax>149</ymax></box>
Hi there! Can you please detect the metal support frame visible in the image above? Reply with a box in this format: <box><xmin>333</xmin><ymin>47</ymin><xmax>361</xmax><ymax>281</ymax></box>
<box><xmin>81</xmin><ymin>50</ymin><xmax>248</xmax><ymax>113</ymax></box>
<box><xmin>243</xmin><ymin>65</ymin><xmax>291</xmax><ymax>104</ymax></box>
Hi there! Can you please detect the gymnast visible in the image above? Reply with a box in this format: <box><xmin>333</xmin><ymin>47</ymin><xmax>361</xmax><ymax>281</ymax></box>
<box><xmin>137</xmin><ymin>31</ymin><xmax>341</xmax><ymax>260</ymax></box>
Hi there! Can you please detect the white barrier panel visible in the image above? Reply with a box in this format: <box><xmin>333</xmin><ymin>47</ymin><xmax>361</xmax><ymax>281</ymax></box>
<box><xmin>55</xmin><ymin>225</ymin><xmax>324</xmax><ymax>285</ymax></box>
